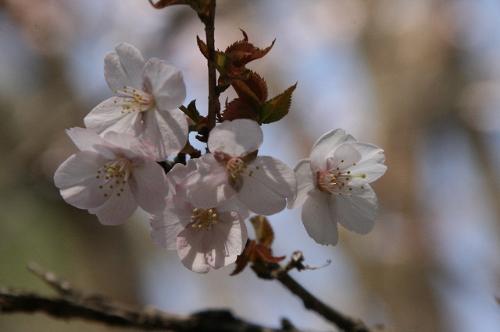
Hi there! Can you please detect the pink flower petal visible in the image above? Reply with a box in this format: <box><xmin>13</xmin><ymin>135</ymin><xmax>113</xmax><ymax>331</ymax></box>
<box><xmin>208</xmin><ymin>119</ymin><xmax>263</xmax><ymax>157</ymax></box>
<box><xmin>186</xmin><ymin>155</ymin><xmax>236</xmax><ymax>208</ymax></box>
<box><xmin>140</xmin><ymin>108</ymin><xmax>188</xmax><ymax>160</ymax></box>
<box><xmin>238</xmin><ymin>156</ymin><xmax>296</xmax><ymax>215</ymax></box>
<box><xmin>65</xmin><ymin>127</ymin><xmax>105</xmax><ymax>153</ymax></box>
<box><xmin>176</xmin><ymin>214</ymin><xmax>246</xmax><ymax>273</ymax></box>
<box><xmin>84</xmin><ymin>97</ymin><xmax>132</xmax><ymax>134</ymax></box>
<box><xmin>347</xmin><ymin>143</ymin><xmax>387</xmax><ymax>185</ymax></box>
<box><xmin>150</xmin><ymin>197</ymin><xmax>188</xmax><ymax>250</ymax></box>
<box><xmin>89</xmin><ymin>183</ymin><xmax>137</xmax><ymax>225</ymax></box>
<box><xmin>114</xmin><ymin>43</ymin><xmax>145</xmax><ymax>89</ymax></box>
<box><xmin>104</xmin><ymin>52</ymin><xmax>129</xmax><ymax>92</ymax></box>
<box><xmin>310</xmin><ymin>128</ymin><xmax>355</xmax><ymax>171</ymax></box>
<box><xmin>288</xmin><ymin>159</ymin><xmax>314</xmax><ymax>209</ymax></box>
<box><xmin>54</xmin><ymin>150</ymin><xmax>105</xmax><ymax>189</ymax></box>
<box><xmin>331</xmin><ymin>185</ymin><xmax>377</xmax><ymax>235</ymax></box>
<box><xmin>129</xmin><ymin>160</ymin><xmax>168</xmax><ymax>214</ymax></box>
<box><xmin>301</xmin><ymin>189</ymin><xmax>338</xmax><ymax>245</ymax></box>
<box><xmin>143</xmin><ymin>58</ymin><xmax>186</xmax><ymax>111</ymax></box>
<box><xmin>326</xmin><ymin>143</ymin><xmax>362</xmax><ymax>172</ymax></box>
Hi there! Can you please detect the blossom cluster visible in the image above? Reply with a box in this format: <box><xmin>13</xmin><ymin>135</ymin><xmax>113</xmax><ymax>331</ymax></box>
<box><xmin>54</xmin><ymin>43</ymin><xmax>387</xmax><ymax>273</ymax></box>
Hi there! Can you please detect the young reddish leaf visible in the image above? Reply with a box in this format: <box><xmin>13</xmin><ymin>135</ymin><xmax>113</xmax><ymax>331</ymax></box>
<box><xmin>254</xmin><ymin>245</ymin><xmax>286</xmax><ymax>264</ymax></box>
<box><xmin>149</xmin><ymin>0</ymin><xmax>211</xmax><ymax>17</ymax></box>
<box><xmin>230</xmin><ymin>240</ymin><xmax>255</xmax><ymax>276</ymax></box>
<box><xmin>250</xmin><ymin>215</ymin><xmax>275</xmax><ymax>247</ymax></box>
<box><xmin>222</xmin><ymin>98</ymin><xmax>258</xmax><ymax>121</ymax></box>
<box><xmin>179</xmin><ymin>100</ymin><xmax>201</xmax><ymax>123</ymax></box>
<box><xmin>196</xmin><ymin>36</ymin><xmax>209</xmax><ymax>58</ymax></box>
<box><xmin>197</xmin><ymin>36</ymin><xmax>227</xmax><ymax>72</ymax></box>
<box><xmin>225</xmin><ymin>30</ymin><xmax>275</xmax><ymax>68</ymax></box>
<box><xmin>260</xmin><ymin>83</ymin><xmax>297</xmax><ymax>124</ymax></box>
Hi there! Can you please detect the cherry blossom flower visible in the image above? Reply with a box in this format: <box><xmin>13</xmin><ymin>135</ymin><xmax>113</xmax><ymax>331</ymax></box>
<box><xmin>289</xmin><ymin>129</ymin><xmax>387</xmax><ymax>245</ymax></box>
<box><xmin>150</xmin><ymin>161</ymin><xmax>248</xmax><ymax>273</ymax></box>
<box><xmin>84</xmin><ymin>43</ymin><xmax>188</xmax><ymax>161</ymax></box>
<box><xmin>186</xmin><ymin>119</ymin><xmax>297</xmax><ymax>215</ymax></box>
<box><xmin>54</xmin><ymin>127</ymin><xmax>168</xmax><ymax>225</ymax></box>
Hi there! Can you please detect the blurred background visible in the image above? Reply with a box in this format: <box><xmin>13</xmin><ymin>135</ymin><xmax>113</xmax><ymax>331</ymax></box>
<box><xmin>1</xmin><ymin>0</ymin><xmax>500</xmax><ymax>331</ymax></box>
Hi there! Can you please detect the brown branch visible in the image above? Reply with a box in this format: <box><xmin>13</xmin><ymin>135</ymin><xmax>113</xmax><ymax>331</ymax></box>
<box><xmin>0</xmin><ymin>264</ymin><xmax>302</xmax><ymax>332</ymax></box>
<box><xmin>0</xmin><ymin>288</ymin><xmax>293</xmax><ymax>332</ymax></box>
<box><xmin>202</xmin><ymin>0</ymin><xmax>220</xmax><ymax>130</ymax></box>
<box><xmin>252</xmin><ymin>255</ymin><xmax>372</xmax><ymax>332</ymax></box>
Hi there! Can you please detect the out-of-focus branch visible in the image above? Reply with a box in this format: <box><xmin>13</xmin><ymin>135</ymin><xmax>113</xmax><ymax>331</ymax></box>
<box><xmin>252</xmin><ymin>253</ymin><xmax>372</xmax><ymax>332</ymax></box>
<box><xmin>0</xmin><ymin>264</ymin><xmax>300</xmax><ymax>332</ymax></box>
<box><xmin>0</xmin><ymin>288</ymin><xmax>295</xmax><ymax>332</ymax></box>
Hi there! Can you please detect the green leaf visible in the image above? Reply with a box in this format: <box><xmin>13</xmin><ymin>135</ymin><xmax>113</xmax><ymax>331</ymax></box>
<box><xmin>259</xmin><ymin>83</ymin><xmax>297</xmax><ymax>124</ymax></box>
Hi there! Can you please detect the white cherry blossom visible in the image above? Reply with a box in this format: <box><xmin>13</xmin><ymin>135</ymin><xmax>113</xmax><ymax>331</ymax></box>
<box><xmin>84</xmin><ymin>43</ymin><xmax>188</xmax><ymax>161</ymax></box>
<box><xmin>54</xmin><ymin>128</ymin><xmax>168</xmax><ymax>225</ymax></box>
<box><xmin>186</xmin><ymin>119</ymin><xmax>297</xmax><ymax>216</ymax></box>
<box><xmin>150</xmin><ymin>161</ymin><xmax>248</xmax><ymax>273</ymax></box>
<box><xmin>289</xmin><ymin>128</ymin><xmax>387</xmax><ymax>245</ymax></box>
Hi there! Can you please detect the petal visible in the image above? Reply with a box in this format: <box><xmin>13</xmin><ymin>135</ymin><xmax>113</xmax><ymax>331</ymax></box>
<box><xmin>65</xmin><ymin>127</ymin><xmax>105</xmax><ymax>152</ymax></box>
<box><xmin>288</xmin><ymin>159</ymin><xmax>314</xmax><ymax>209</ymax></box>
<box><xmin>301</xmin><ymin>189</ymin><xmax>338</xmax><ymax>245</ymax></box>
<box><xmin>54</xmin><ymin>151</ymin><xmax>105</xmax><ymax>189</ymax></box>
<box><xmin>208</xmin><ymin>119</ymin><xmax>263</xmax><ymax>156</ymax></box>
<box><xmin>218</xmin><ymin>197</ymin><xmax>250</xmax><ymax>220</ymax></box>
<box><xmin>331</xmin><ymin>185</ymin><xmax>377</xmax><ymax>235</ymax></box>
<box><xmin>129</xmin><ymin>160</ymin><xmax>168</xmax><ymax>214</ymax></box>
<box><xmin>150</xmin><ymin>198</ymin><xmax>189</xmax><ymax>250</ymax></box>
<box><xmin>347</xmin><ymin>143</ymin><xmax>387</xmax><ymax>185</ymax></box>
<box><xmin>176</xmin><ymin>228</ymin><xmax>210</xmax><ymax>273</ymax></box>
<box><xmin>310</xmin><ymin>128</ymin><xmax>355</xmax><ymax>171</ymax></box>
<box><xmin>89</xmin><ymin>183</ymin><xmax>137</xmax><ymax>225</ymax></box>
<box><xmin>140</xmin><ymin>109</ymin><xmax>188</xmax><ymax>160</ymax></box>
<box><xmin>143</xmin><ymin>58</ymin><xmax>186</xmax><ymax>111</ymax></box>
<box><xmin>326</xmin><ymin>143</ymin><xmax>362</xmax><ymax>171</ymax></box>
<box><xmin>186</xmin><ymin>155</ymin><xmax>236</xmax><ymax>208</ymax></box>
<box><xmin>176</xmin><ymin>214</ymin><xmax>246</xmax><ymax>273</ymax></box>
<box><xmin>207</xmin><ymin>215</ymin><xmax>247</xmax><ymax>269</ymax></box>
<box><xmin>104</xmin><ymin>52</ymin><xmax>129</xmax><ymax>92</ymax></box>
<box><xmin>115</xmin><ymin>43</ymin><xmax>145</xmax><ymax>89</ymax></box>
<box><xmin>167</xmin><ymin>159</ymin><xmax>197</xmax><ymax>190</ymax></box>
<box><xmin>102</xmin><ymin>131</ymin><xmax>154</xmax><ymax>160</ymax></box>
<box><xmin>237</xmin><ymin>156</ymin><xmax>296</xmax><ymax>215</ymax></box>
<box><xmin>84</xmin><ymin>97</ymin><xmax>131</xmax><ymax>134</ymax></box>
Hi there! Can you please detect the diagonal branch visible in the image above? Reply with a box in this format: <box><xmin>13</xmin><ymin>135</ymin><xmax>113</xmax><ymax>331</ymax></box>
<box><xmin>252</xmin><ymin>253</ymin><xmax>372</xmax><ymax>332</ymax></box>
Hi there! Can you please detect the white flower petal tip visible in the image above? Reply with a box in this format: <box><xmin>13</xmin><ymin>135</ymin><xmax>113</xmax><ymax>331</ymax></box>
<box><xmin>89</xmin><ymin>43</ymin><xmax>188</xmax><ymax>161</ymax></box>
<box><xmin>208</xmin><ymin>119</ymin><xmax>263</xmax><ymax>156</ymax></box>
<box><xmin>54</xmin><ymin>131</ymin><xmax>169</xmax><ymax>225</ymax></box>
<box><xmin>296</xmin><ymin>128</ymin><xmax>387</xmax><ymax>245</ymax></box>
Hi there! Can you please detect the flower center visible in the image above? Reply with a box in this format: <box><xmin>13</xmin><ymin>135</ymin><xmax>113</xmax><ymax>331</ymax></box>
<box><xmin>316</xmin><ymin>168</ymin><xmax>367</xmax><ymax>194</ymax></box>
<box><xmin>226</xmin><ymin>157</ymin><xmax>246</xmax><ymax>180</ymax></box>
<box><xmin>95</xmin><ymin>158</ymin><xmax>133</xmax><ymax>198</ymax></box>
<box><xmin>116</xmin><ymin>86</ymin><xmax>155</xmax><ymax>113</ymax></box>
<box><xmin>190</xmin><ymin>208</ymin><xmax>219</xmax><ymax>230</ymax></box>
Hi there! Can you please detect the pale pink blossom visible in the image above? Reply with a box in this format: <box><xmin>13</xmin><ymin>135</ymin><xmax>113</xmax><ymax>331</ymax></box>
<box><xmin>150</xmin><ymin>161</ymin><xmax>248</xmax><ymax>273</ymax></box>
<box><xmin>186</xmin><ymin>119</ymin><xmax>297</xmax><ymax>215</ymax></box>
<box><xmin>54</xmin><ymin>128</ymin><xmax>168</xmax><ymax>225</ymax></box>
<box><xmin>84</xmin><ymin>43</ymin><xmax>188</xmax><ymax>161</ymax></box>
<box><xmin>289</xmin><ymin>129</ymin><xmax>387</xmax><ymax>245</ymax></box>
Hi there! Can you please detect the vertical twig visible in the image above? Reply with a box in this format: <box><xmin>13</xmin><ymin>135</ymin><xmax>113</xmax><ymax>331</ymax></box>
<box><xmin>202</xmin><ymin>0</ymin><xmax>219</xmax><ymax>130</ymax></box>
